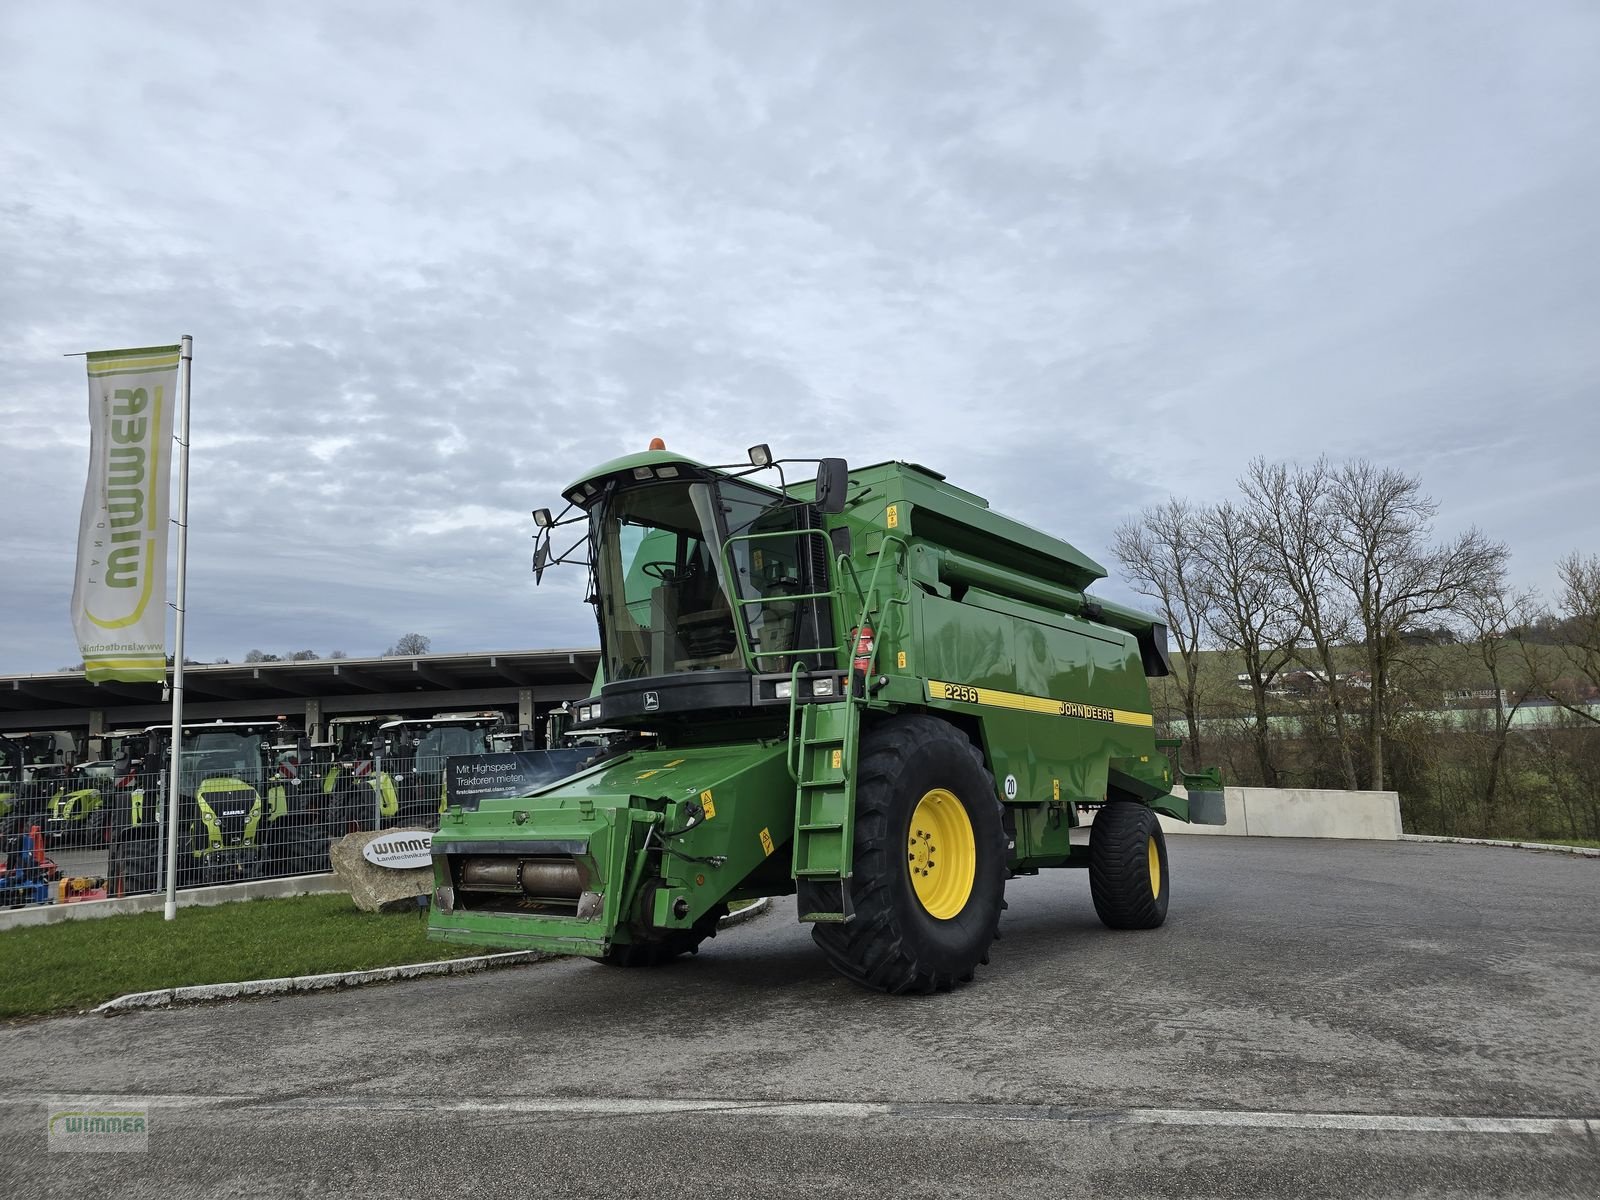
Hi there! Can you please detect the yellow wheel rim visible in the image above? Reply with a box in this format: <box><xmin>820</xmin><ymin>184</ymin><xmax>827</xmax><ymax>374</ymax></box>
<box><xmin>907</xmin><ymin>788</ymin><xmax>976</xmax><ymax>919</ymax></box>
<box><xmin>1147</xmin><ymin>834</ymin><xmax>1162</xmax><ymax>898</ymax></box>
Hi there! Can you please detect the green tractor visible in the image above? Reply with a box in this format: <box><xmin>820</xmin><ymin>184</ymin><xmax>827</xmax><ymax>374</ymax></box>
<box><xmin>320</xmin><ymin>715</ymin><xmax>402</xmax><ymax>832</ymax></box>
<box><xmin>105</xmin><ymin>721</ymin><xmax>314</xmax><ymax>890</ymax></box>
<box><xmin>0</xmin><ymin>735</ymin><xmax>23</xmax><ymax>832</ymax></box>
<box><xmin>374</xmin><ymin>713</ymin><xmax>506</xmax><ymax>827</ymax></box>
<box><xmin>428</xmin><ymin>443</ymin><xmax>1224</xmax><ymax>992</ymax></box>
<box><xmin>44</xmin><ymin>760</ymin><xmax>114</xmax><ymax>848</ymax></box>
<box><xmin>2</xmin><ymin>732</ymin><xmax>90</xmax><ymax>843</ymax></box>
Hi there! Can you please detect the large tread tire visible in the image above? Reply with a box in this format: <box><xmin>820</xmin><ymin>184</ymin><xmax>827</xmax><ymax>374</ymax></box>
<box><xmin>805</xmin><ymin>714</ymin><xmax>1007</xmax><ymax>994</ymax></box>
<box><xmin>597</xmin><ymin>903</ymin><xmax>727</xmax><ymax>968</ymax></box>
<box><xmin>269</xmin><ymin>821</ymin><xmax>322</xmax><ymax>877</ymax></box>
<box><xmin>1089</xmin><ymin>801</ymin><xmax>1169</xmax><ymax>930</ymax></box>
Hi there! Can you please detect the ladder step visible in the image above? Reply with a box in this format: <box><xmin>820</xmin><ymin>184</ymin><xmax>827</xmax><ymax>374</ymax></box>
<box><xmin>794</xmin><ymin>867</ymin><xmax>846</xmax><ymax>878</ymax></box>
<box><xmin>798</xmin><ymin>822</ymin><xmax>844</xmax><ymax>832</ymax></box>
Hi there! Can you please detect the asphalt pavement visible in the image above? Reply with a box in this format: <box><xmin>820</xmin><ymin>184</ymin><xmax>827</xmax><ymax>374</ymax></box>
<box><xmin>2</xmin><ymin>836</ymin><xmax>1596</xmax><ymax>1198</ymax></box>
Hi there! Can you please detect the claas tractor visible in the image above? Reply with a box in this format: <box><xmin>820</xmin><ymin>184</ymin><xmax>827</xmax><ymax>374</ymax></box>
<box><xmin>0</xmin><ymin>735</ymin><xmax>24</xmax><ymax>833</ymax></box>
<box><xmin>427</xmin><ymin>443</ymin><xmax>1224</xmax><ymax>992</ymax></box>
<box><xmin>43</xmin><ymin>760</ymin><xmax>113</xmax><ymax>848</ymax></box>
<box><xmin>106</xmin><ymin>721</ymin><xmax>304</xmax><ymax>889</ymax></box>
<box><xmin>320</xmin><ymin>715</ymin><xmax>401</xmax><ymax>832</ymax></box>
<box><xmin>373</xmin><ymin>713</ymin><xmax>503</xmax><ymax>827</ymax></box>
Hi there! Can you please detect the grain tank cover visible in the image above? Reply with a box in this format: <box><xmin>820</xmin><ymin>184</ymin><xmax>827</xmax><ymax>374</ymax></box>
<box><xmin>826</xmin><ymin>461</ymin><xmax>1108</xmax><ymax>593</ymax></box>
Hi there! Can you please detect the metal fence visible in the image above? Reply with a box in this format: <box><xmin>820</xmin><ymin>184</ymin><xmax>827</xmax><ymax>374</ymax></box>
<box><xmin>0</xmin><ymin>742</ymin><xmax>604</xmax><ymax>912</ymax></box>
<box><xmin>0</xmin><ymin>755</ymin><xmax>444</xmax><ymax>911</ymax></box>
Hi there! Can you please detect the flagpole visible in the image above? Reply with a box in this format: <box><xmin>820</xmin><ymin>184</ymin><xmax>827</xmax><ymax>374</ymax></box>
<box><xmin>164</xmin><ymin>334</ymin><xmax>193</xmax><ymax>922</ymax></box>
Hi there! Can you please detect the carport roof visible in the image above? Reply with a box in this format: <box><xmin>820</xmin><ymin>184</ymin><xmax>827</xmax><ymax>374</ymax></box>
<box><xmin>0</xmin><ymin>648</ymin><xmax>601</xmax><ymax>716</ymax></box>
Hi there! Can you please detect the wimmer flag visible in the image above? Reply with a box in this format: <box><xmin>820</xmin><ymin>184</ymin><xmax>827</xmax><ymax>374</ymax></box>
<box><xmin>70</xmin><ymin>345</ymin><xmax>181</xmax><ymax>683</ymax></box>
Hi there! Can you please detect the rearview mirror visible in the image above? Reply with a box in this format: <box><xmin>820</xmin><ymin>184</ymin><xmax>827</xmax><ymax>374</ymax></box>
<box><xmin>533</xmin><ymin>539</ymin><xmax>550</xmax><ymax>584</ymax></box>
<box><xmin>815</xmin><ymin>458</ymin><xmax>849</xmax><ymax>514</ymax></box>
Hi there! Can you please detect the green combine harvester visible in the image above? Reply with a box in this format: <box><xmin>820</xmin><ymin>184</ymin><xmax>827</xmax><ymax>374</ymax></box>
<box><xmin>428</xmin><ymin>443</ymin><xmax>1223</xmax><ymax>992</ymax></box>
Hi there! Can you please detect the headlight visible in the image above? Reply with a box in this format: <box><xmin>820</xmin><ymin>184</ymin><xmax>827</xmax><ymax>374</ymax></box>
<box><xmin>812</xmin><ymin>678</ymin><xmax>836</xmax><ymax>697</ymax></box>
<box><xmin>774</xmin><ymin>682</ymin><xmax>793</xmax><ymax>699</ymax></box>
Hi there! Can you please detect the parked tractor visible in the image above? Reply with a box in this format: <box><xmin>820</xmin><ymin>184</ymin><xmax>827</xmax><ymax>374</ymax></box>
<box><xmin>43</xmin><ymin>760</ymin><xmax>114</xmax><ymax>847</ymax></box>
<box><xmin>0</xmin><ymin>735</ymin><xmax>23</xmax><ymax>832</ymax></box>
<box><xmin>104</xmin><ymin>720</ymin><xmax>322</xmax><ymax>891</ymax></box>
<box><xmin>320</xmin><ymin>715</ymin><xmax>401</xmax><ymax>831</ymax></box>
<box><xmin>373</xmin><ymin>713</ymin><xmax>503</xmax><ymax>827</ymax></box>
<box><xmin>428</xmin><ymin>444</ymin><xmax>1224</xmax><ymax>992</ymax></box>
<box><xmin>0</xmin><ymin>732</ymin><xmax>87</xmax><ymax>842</ymax></box>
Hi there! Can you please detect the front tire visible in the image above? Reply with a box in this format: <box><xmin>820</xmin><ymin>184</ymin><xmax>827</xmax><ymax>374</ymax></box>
<box><xmin>1089</xmin><ymin>801</ymin><xmax>1169</xmax><ymax>929</ymax></box>
<box><xmin>597</xmin><ymin>903</ymin><xmax>728</xmax><ymax>968</ymax></box>
<box><xmin>806</xmin><ymin>715</ymin><xmax>1007</xmax><ymax>994</ymax></box>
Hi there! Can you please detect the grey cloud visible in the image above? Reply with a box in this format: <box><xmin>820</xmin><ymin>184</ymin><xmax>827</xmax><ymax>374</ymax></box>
<box><xmin>2</xmin><ymin>0</ymin><xmax>1597</xmax><ymax>671</ymax></box>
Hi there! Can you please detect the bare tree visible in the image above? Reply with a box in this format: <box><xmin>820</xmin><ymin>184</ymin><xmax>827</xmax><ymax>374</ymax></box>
<box><xmin>1240</xmin><ymin>457</ymin><xmax>1360</xmax><ymax>790</ymax></box>
<box><xmin>1527</xmin><ymin>552</ymin><xmax>1600</xmax><ymax>726</ymax></box>
<box><xmin>1113</xmin><ymin>498</ymin><xmax>1215</xmax><ymax>764</ymax></box>
<box><xmin>1325</xmin><ymin>459</ymin><xmax>1506</xmax><ymax>791</ymax></box>
<box><xmin>385</xmin><ymin>633</ymin><xmax>432</xmax><ymax>656</ymax></box>
<box><xmin>289</xmin><ymin>650</ymin><xmax>320</xmax><ymax>661</ymax></box>
<box><xmin>244</xmin><ymin>649</ymin><xmax>281</xmax><ymax>663</ymax></box>
<box><xmin>1456</xmin><ymin>564</ymin><xmax>1536</xmax><ymax>831</ymax></box>
<box><xmin>1195</xmin><ymin>500</ymin><xmax>1302</xmax><ymax>786</ymax></box>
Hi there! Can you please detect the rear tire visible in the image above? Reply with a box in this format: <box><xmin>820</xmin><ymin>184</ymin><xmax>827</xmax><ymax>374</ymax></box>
<box><xmin>805</xmin><ymin>714</ymin><xmax>1007</xmax><ymax>994</ymax></box>
<box><xmin>1089</xmin><ymin>802</ymin><xmax>1169</xmax><ymax>929</ymax></box>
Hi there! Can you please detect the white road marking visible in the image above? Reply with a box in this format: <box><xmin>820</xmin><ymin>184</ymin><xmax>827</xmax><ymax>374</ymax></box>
<box><xmin>2</xmin><ymin>1093</ymin><xmax>1594</xmax><ymax>1136</ymax></box>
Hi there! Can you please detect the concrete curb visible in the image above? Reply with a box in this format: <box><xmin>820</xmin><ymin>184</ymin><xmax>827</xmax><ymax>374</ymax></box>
<box><xmin>1401</xmin><ymin>834</ymin><xmax>1600</xmax><ymax>858</ymax></box>
<box><xmin>91</xmin><ymin>950</ymin><xmax>543</xmax><ymax>1014</ymax></box>
<box><xmin>719</xmin><ymin>896</ymin><xmax>771</xmax><ymax>928</ymax></box>
<box><xmin>91</xmin><ymin>896</ymin><xmax>775</xmax><ymax>1015</ymax></box>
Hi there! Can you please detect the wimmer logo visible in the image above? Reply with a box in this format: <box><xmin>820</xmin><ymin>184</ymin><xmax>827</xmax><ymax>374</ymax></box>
<box><xmin>47</xmin><ymin>1108</ymin><xmax>150</xmax><ymax>1154</ymax></box>
<box><xmin>87</xmin><ymin>384</ymin><xmax>164</xmax><ymax>626</ymax></box>
<box><xmin>71</xmin><ymin>345</ymin><xmax>181</xmax><ymax>683</ymax></box>
<box><xmin>363</xmin><ymin>831</ymin><xmax>434</xmax><ymax>869</ymax></box>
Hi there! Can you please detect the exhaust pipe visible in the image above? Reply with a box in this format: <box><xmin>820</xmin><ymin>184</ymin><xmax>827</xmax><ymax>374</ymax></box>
<box><xmin>459</xmin><ymin>856</ymin><xmax>581</xmax><ymax>899</ymax></box>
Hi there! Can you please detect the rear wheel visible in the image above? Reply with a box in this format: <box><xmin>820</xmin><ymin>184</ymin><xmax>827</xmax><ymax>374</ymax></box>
<box><xmin>805</xmin><ymin>715</ymin><xmax>1007</xmax><ymax>994</ymax></box>
<box><xmin>270</xmin><ymin>821</ymin><xmax>322</xmax><ymax>876</ymax></box>
<box><xmin>1089</xmin><ymin>801</ymin><xmax>1169</xmax><ymax>929</ymax></box>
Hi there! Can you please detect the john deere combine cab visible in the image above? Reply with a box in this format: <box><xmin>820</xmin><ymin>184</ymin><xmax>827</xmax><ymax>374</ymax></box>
<box><xmin>427</xmin><ymin>444</ymin><xmax>1223</xmax><ymax>992</ymax></box>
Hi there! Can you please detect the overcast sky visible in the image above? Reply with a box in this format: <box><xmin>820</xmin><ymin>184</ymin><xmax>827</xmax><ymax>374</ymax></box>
<box><xmin>2</xmin><ymin>1</ymin><xmax>1597</xmax><ymax>676</ymax></box>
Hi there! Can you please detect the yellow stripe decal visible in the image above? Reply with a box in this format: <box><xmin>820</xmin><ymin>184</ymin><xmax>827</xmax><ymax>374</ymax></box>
<box><xmin>927</xmin><ymin>680</ymin><xmax>1154</xmax><ymax>727</ymax></box>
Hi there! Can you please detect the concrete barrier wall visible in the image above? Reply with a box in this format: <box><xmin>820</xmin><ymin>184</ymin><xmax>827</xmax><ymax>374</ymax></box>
<box><xmin>1227</xmin><ymin>787</ymin><xmax>1403</xmax><ymax>840</ymax></box>
<box><xmin>1156</xmin><ymin>786</ymin><xmax>1402</xmax><ymax>840</ymax></box>
<box><xmin>1082</xmin><ymin>785</ymin><xmax>1403</xmax><ymax>841</ymax></box>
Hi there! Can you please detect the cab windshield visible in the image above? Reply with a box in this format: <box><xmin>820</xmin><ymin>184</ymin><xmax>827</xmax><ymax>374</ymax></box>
<box><xmin>592</xmin><ymin>479</ymin><xmax>810</xmax><ymax>682</ymax></box>
<box><xmin>413</xmin><ymin>726</ymin><xmax>488</xmax><ymax>776</ymax></box>
<box><xmin>178</xmin><ymin>731</ymin><xmax>268</xmax><ymax>794</ymax></box>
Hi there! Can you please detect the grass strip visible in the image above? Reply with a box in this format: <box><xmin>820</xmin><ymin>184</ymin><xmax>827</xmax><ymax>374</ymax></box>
<box><xmin>0</xmin><ymin>892</ymin><xmax>479</xmax><ymax>1019</ymax></box>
